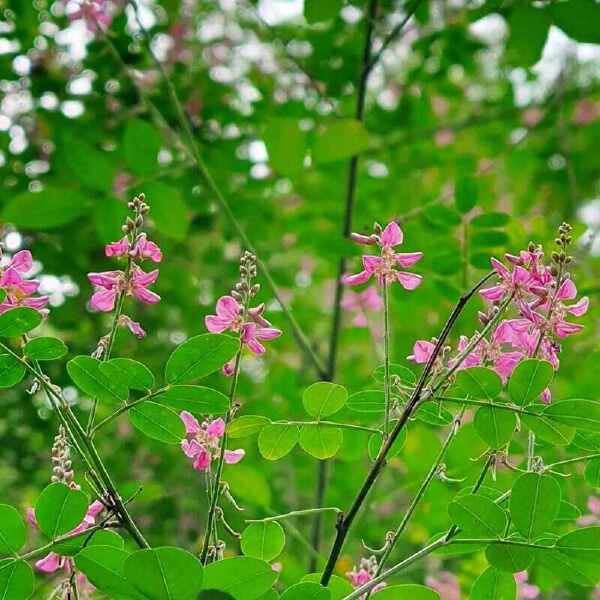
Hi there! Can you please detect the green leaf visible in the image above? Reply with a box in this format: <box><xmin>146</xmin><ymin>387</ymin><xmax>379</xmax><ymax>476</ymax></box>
<box><xmin>258</xmin><ymin>424</ymin><xmax>298</xmax><ymax>461</ymax></box>
<box><xmin>520</xmin><ymin>412</ymin><xmax>575</xmax><ymax>447</ymax></box>
<box><xmin>367</xmin><ymin>428</ymin><xmax>407</xmax><ymax>461</ymax></box>
<box><xmin>423</xmin><ymin>204</ymin><xmax>462</xmax><ymax>228</ymax></box>
<box><xmin>0</xmin><ymin>289</ymin><xmax>5</xmax><ymax>304</ymax></box>
<box><xmin>124</xmin><ymin>547</ymin><xmax>204</xmax><ymax>600</ymax></box>
<box><xmin>470</xmin><ymin>212</ymin><xmax>510</xmax><ymax>228</ymax></box>
<box><xmin>510</xmin><ymin>473</ymin><xmax>561</xmax><ymax>540</ymax></box>
<box><xmin>455</xmin><ymin>367</ymin><xmax>502</xmax><ymax>399</ymax></box>
<box><xmin>372</xmin><ymin>363</ymin><xmax>416</xmax><ymax>385</ymax></box>
<box><xmin>241</xmin><ymin>522</ymin><xmax>285</xmax><ymax>561</ymax></box>
<box><xmin>0</xmin><ymin>307</ymin><xmax>42</xmax><ymax>337</ymax></box>
<box><xmin>76</xmin><ymin>546</ymin><xmax>145</xmax><ymax>599</ymax></box>
<box><xmin>228</xmin><ymin>416</ymin><xmax>270</xmax><ymax>438</ymax></box>
<box><xmin>543</xmin><ymin>399</ymin><xmax>600</xmax><ymax>433</ymax></box>
<box><xmin>3</xmin><ymin>188</ymin><xmax>89</xmax><ymax>229</ymax></box>
<box><xmin>202</xmin><ymin>557</ymin><xmax>277</xmax><ymax>600</ymax></box>
<box><xmin>304</xmin><ymin>0</ymin><xmax>342</xmax><ymax>23</ymax></box>
<box><xmin>143</xmin><ymin>182</ymin><xmax>189</xmax><ymax>241</ymax></box>
<box><xmin>87</xmin><ymin>529</ymin><xmax>124</xmax><ymax>549</ymax></box>
<box><xmin>448</xmin><ymin>494</ymin><xmax>507</xmax><ymax>538</ymax></box>
<box><xmin>0</xmin><ymin>355</ymin><xmax>26</xmax><ymax>389</ymax></box>
<box><xmin>301</xmin><ymin>574</ymin><xmax>352</xmax><ymax>600</ymax></box>
<box><xmin>474</xmin><ymin>406</ymin><xmax>516</xmax><ymax>448</ymax></box>
<box><xmin>414</xmin><ymin>403</ymin><xmax>453</xmax><ymax>427</ymax></box>
<box><xmin>165</xmin><ymin>334</ymin><xmax>239</xmax><ymax>384</ymax></box>
<box><xmin>556</xmin><ymin>501</ymin><xmax>582</xmax><ymax>522</ymax></box>
<box><xmin>124</xmin><ymin>119</ymin><xmax>162</xmax><ymax>176</ymax></box>
<box><xmin>347</xmin><ymin>390</ymin><xmax>385</xmax><ymax>414</ymax></box>
<box><xmin>455</xmin><ymin>176</ymin><xmax>478</xmax><ymax>213</ymax></box>
<box><xmin>129</xmin><ymin>401</ymin><xmax>185</xmax><ymax>444</ymax></box>
<box><xmin>506</xmin><ymin>4</ymin><xmax>550</xmax><ymax>67</ymax></box>
<box><xmin>485</xmin><ymin>542</ymin><xmax>534</xmax><ymax>573</ymax></box>
<box><xmin>508</xmin><ymin>359</ymin><xmax>553</xmax><ymax>406</ymax></box>
<box><xmin>312</xmin><ymin>120</ymin><xmax>369</xmax><ymax>164</ymax></box>
<box><xmin>550</xmin><ymin>0</ymin><xmax>600</xmax><ymax>43</ymax></box>
<box><xmin>35</xmin><ymin>482</ymin><xmax>89</xmax><ymax>538</ymax></box>
<box><xmin>281</xmin><ymin>582</ymin><xmax>330</xmax><ymax>600</ymax></box>
<box><xmin>470</xmin><ymin>567</ymin><xmax>516</xmax><ymax>600</ymax></box>
<box><xmin>155</xmin><ymin>385</ymin><xmax>229</xmax><ymax>415</ymax></box>
<box><xmin>299</xmin><ymin>425</ymin><xmax>343</xmax><ymax>459</ymax></box>
<box><xmin>0</xmin><ymin>560</ymin><xmax>34</xmax><ymax>600</ymax></box>
<box><xmin>99</xmin><ymin>358</ymin><xmax>155</xmax><ymax>391</ymax></box>
<box><xmin>584</xmin><ymin>458</ymin><xmax>600</xmax><ymax>487</ymax></box>
<box><xmin>471</xmin><ymin>230</ymin><xmax>510</xmax><ymax>248</ymax></box>
<box><xmin>23</xmin><ymin>337</ymin><xmax>68</xmax><ymax>361</ymax></box>
<box><xmin>61</xmin><ymin>134</ymin><xmax>115</xmax><ymax>192</ymax></box>
<box><xmin>226</xmin><ymin>466</ymin><xmax>272</xmax><ymax>507</ymax></box>
<box><xmin>263</xmin><ymin>118</ymin><xmax>307</xmax><ymax>175</ymax></box>
<box><xmin>0</xmin><ymin>504</ymin><xmax>26</xmax><ymax>555</ymax></box>
<box><xmin>534</xmin><ymin>546</ymin><xmax>598</xmax><ymax>586</ymax></box>
<box><xmin>302</xmin><ymin>382</ymin><xmax>347</xmax><ymax>418</ymax></box>
<box><xmin>67</xmin><ymin>355</ymin><xmax>128</xmax><ymax>405</ymax></box>
<box><xmin>375</xmin><ymin>585</ymin><xmax>440</xmax><ymax>600</ymax></box>
<box><xmin>556</xmin><ymin>525</ymin><xmax>599</xmax><ymax>559</ymax></box>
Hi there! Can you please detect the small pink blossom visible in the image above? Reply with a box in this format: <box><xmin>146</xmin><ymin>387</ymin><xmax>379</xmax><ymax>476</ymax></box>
<box><xmin>118</xmin><ymin>315</ymin><xmax>146</xmax><ymax>339</ymax></box>
<box><xmin>342</xmin><ymin>221</ymin><xmax>423</xmax><ymax>290</ymax></box>
<box><xmin>88</xmin><ymin>266</ymin><xmax>160</xmax><ymax>312</ymax></box>
<box><xmin>105</xmin><ymin>236</ymin><xmax>129</xmax><ymax>259</ymax></box>
<box><xmin>407</xmin><ymin>340</ymin><xmax>436</xmax><ymax>364</ymax></box>
<box><xmin>425</xmin><ymin>572</ymin><xmax>460</xmax><ymax>600</ymax></box>
<box><xmin>68</xmin><ymin>0</ymin><xmax>113</xmax><ymax>33</ymax></box>
<box><xmin>131</xmin><ymin>233</ymin><xmax>162</xmax><ymax>263</ymax></box>
<box><xmin>0</xmin><ymin>250</ymin><xmax>49</xmax><ymax>316</ymax></box>
<box><xmin>515</xmin><ymin>572</ymin><xmax>540</xmax><ymax>599</ymax></box>
<box><xmin>341</xmin><ymin>287</ymin><xmax>383</xmax><ymax>327</ymax></box>
<box><xmin>346</xmin><ymin>556</ymin><xmax>386</xmax><ymax>598</ymax></box>
<box><xmin>179</xmin><ymin>411</ymin><xmax>244</xmax><ymax>472</ymax></box>
<box><xmin>577</xmin><ymin>496</ymin><xmax>600</xmax><ymax>526</ymax></box>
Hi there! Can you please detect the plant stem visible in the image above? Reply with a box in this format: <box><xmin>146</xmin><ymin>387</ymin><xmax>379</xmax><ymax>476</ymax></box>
<box><xmin>246</xmin><ymin>507</ymin><xmax>342</xmax><ymax>523</ymax></box>
<box><xmin>382</xmin><ymin>283</ymin><xmax>391</xmax><ymax>438</ymax></box>
<box><xmin>545</xmin><ymin>453</ymin><xmax>600</xmax><ymax>470</ymax></box>
<box><xmin>319</xmin><ymin>271</ymin><xmax>495</xmax><ymax>585</ymax></box>
<box><xmin>273</xmin><ymin>420</ymin><xmax>380</xmax><ymax>434</ymax></box>
<box><xmin>368</xmin><ymin>408</ymin><xmax>465</xmax><ymax>592</ymax></box>
<box><xmin>431</xmin><ymin>395</ymin><xmax>543</xmax><ymax>417</ymax></box>
<box><xmin>200</xmin><ymin>345</ymin><xmax>244</xmax><ymax>564</ymax></box>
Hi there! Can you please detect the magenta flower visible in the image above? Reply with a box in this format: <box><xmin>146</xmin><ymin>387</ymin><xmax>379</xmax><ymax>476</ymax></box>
<box><xmin>346</xmin><ymin>557</ymin><xmax>386</xmax><ymax>597</ymax></box>
<box><xmin>480</xmin><ymin>258</ymin><xmax>532</xmax><ymax>303</ymax></box>
<box><xmin>28</xmin><ymin>500</ymin><xmax>104</xmax><ymax>574</ymax></box>
<box><xmin>577</xmin><ymin>496</ymin><xmax>600</xmax><ymax>526</ymax></box>
<box><xmin>342</xmin><ymin>221</ymin><xmax>423</xmax><ymax>290</ymax></box>
<box><xmin>179</xmin><ymin>411</ymin><xmax>244</xmax><ymax>472</ymax></box>
<box><xmin>131</xmin><ymin>233</ymin><xmax>162</xmax><ymax>263</ymax></box>
<box><xmin>0</xmin><ymin>250</ymin><xmax>49</xmax><ymax>316</ymax></box>
<box><xmin>341</xmin><ymin>287</ymin><xmax>383</xmax><ymax>327</ymax></box>
<box><xmin>105</xmin><ymin>236</ymin><xmax>129</xmax><ymax>259</ymax></box>
<box><xmin>118</xmin><ymin>315</ymin><xmax>147</xmax><ymax>339</ymax></box>
<box><xmin>407</xmin><ymin>340</ymin><xmax>436</xmax><ymax>364</ymax></box>
<box><xmin>68</xmin><ymin>0</ymin><xmax>113</xmax><ymax>33</ymax></box>
<box><xmin>88</xmin><ymin>266</ymin><xmax>160</xmax><ymax>312</ymax></box>
<box><xmin>205</xmin><ymin>295</ymin><xmax>282</xmax><ymax>374</ymax></box>
<box><xmin>515</xmin><ymin>572</ymin><xmax>540</xmax><ymax>600</ymax></box>
<box><xmin>425</xmin><ymin>572</ymin><xmax>460</xmax><ymax>600</ymax></box>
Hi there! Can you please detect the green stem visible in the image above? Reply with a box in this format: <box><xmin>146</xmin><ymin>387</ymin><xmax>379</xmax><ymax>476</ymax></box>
<box><xmin>545</xmin><ymin>453</ymin><xmax>600</xmax><ymax>470</ymax></box>
<box><xmin>431</xmin><ymin>396</ymin><xmax>543</xmax><ymax>417</ymax></box>
<box><xmin>382</xmin><ymin>282</ymin><xmax>391</xmax><ymax>438</ymax></box>
<box><xmin>246</xmin><ymin>507</ymin><xmax>342</xmax><ymax>524</ymax></box>
<box><xmin>200</xmin><ymin>345</ymin><xmax>244</xmax><ymax>564</ymax></box>
<box><xmin>272</xmin><ymin>420</ymin><xmax>380</xmax><ymax>434</ymax></box>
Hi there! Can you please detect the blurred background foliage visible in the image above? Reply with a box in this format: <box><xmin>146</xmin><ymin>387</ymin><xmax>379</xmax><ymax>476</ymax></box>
<box><xmin>1</xmin><ymin>0</ymin><xmax>600</xmax><ymax>596</ymax></box>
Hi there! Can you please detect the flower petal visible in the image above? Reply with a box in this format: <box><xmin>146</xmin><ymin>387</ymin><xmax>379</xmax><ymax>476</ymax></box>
<box><xmin>215</xmin><ymin>295</ymin><xmax>241</xmax><ymax>320</ymax></box>
<box><xmin>396</xmin><ymin>271</ymin><xmax>422</xmax><ymax>290</ymax></box>
<box><xmin>206</xmin><ymin>418</ymin><xmax>225</xmax><ymax>438</ymax></box>
<box><xmin>394</xmin><ymin>252</ymin><xmax>423</xmax><ymax>267</ymax></box>
<box><xmin>10</xmin><ymin>250</ymin><xmax>32</xmax><ymax>273</ymax></box>
<box><xmin>381</xmin><ymin>221</ymin><xmax>403</xmax><ymax>247</ymax></box>
<box><xmin>224</xmin><ymin>449</ymin><xmax>245</xmax><ymax>464</ymax></box>
<box><xmin>90</xmin><ymin>288</ymin><xmax>118</xmax><ymax>312</ymax></box>
<box><xmin>180</xmin><ymin>410</ymin><xmax>201</xmax><ymax>435</ymax></box>
<box><xmin>557</xmin><ymin>278</ymin><xmax>577</xmax><ymax>301</ymax></box>
<box><xmin>341</xmin><ymin>270</ymin><xmax>371</xmax><ymax>286</ymax></box>
<box><xmin>567</xmin><ymin>296</ymin><xmax>589</xmax><ymax>317</ymax></box>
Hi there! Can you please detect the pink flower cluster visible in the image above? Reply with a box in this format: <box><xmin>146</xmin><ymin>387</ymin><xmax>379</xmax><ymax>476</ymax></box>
<box><xmin>346</xmin><ymin>556</ymin><xmax>386</xmax><ymax>597</ymax></box>
<box><xmin>205</xmin><ymin>295</ymin><xmax>281</xmax><ymax>374</ymax></box>
<box><xmin>180</xmin><ymin>411</ymin><xmax>244</xmax><ymax>472</ymax></box>
<box><xmin>341</xmin><ymin>287</ymin><xmax>383</xmax><ymax>328</ymax></box>
<box><xmin>342</xmin><ymin>221</ymin><xmax>423</xmax><ymax>290</ymax></box>
<box><xmin>425</xmin><ymin>572</ymin><xmax>460</xmax><ymax>600</ymax></box>
<box><xmin>409</xmin><ymin>245</ymin><xmax>589</xmax><ymax>402</ymax></box>
<box><xmin>68</xmin><ymin>0</ymin><xmax>113</xmax><ymax>33</ymax></box>
<box><xmin>27</xmin><ymin>499</ymin><xmax>104</xmax><ymax>575</ymax></box>
<box><xmin>88</xmin><ymin>232</ymin><xmax>162</xmax><ymax>338</ymax></box>
<box><xmin>0</xmin><ymin>250</ymin><xmax>49</xmax><ymax>316</ymax></box>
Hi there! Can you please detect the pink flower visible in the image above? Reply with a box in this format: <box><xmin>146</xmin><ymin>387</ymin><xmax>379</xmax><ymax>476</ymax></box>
<box><xmin>29</xmin><ymin>500</ymin><xmax>104</xmax><ymax>575</ymax></box>
<box><xmin>577</xmin><ymin>496</ymin><xmax>600</xmax><ymax>526</ymax></box>
<box><xmin>88</xmin><ymin>266</ymin><xmax>160</xmax><ymax>312</ymax></box>
<box><xmin>68</xmin><ymin>0</ymin><xmax>113</xmax><ymax>33</ymax></box>
<box><xmin>105</xmin><ymin>236</ymin><xmax>129</xmax><ymax>258</ymax></box>
<box><xmin>131</xmin><ymin>234</ymin><xmax>162</xmax><ymax>263</ymax></box>
<box><xmin>480</xmin><ymin>258</ymin><xmax>532</xmax><ymax>303</ymax></box>
<box><xmin>241</xmin><ymin>322</ymin><xmax>282</xmax><ymax>355</ymax></box>
<box><xmin>515</xmin><ymin>572</ymin><xmax>540</xmax><ymax>599</ymax></box>
<box><xmin>118</xmin><ymin>315</ymin><xmax>146</xmax><ymax>339</ymax></box>
<box><xmin>342</xmin><ymin>221</ymin><xmax>423</xmax><ymax>290</ymax></box>
<box><xmin>341</xmin><ymin>287</ymin><xmax>383</xmax><ymax>327</ymax></box>
<box><xmin>425</xmin><ymin>572</ymin><xmax>460</xmax><ymax>600</ymax></box>
<box><xmin>346</xmin><ymin>557</ymin><xmax>386</xmax><ymax>598</ymax></box>
<box><xmin>205</xmin><ymin>296</ymin><xmax>244</xmax><ymax>334</ymax></box>
<box><xmin>179</xmin><ymin>411</ymin><xmax>244</xmax><ymax>472</ymax></box>
<box><xmin>0</xmin><ymin>251</ymin><xmax>49</xmax><ymax>316</ymax></box>
<box><xmin>407</xmin><ymin>340</ymin><xmax>436</xmax><ymax>364</ymax></box>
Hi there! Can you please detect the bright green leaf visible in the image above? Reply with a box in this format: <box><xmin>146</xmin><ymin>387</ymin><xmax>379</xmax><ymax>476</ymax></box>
<box><xmin>67</xmin><ymin>355</ymin><xmax>128</xmax><ymax>405</ymax></box>
<box><xmin>0</xmin><ymin>355</ymin><xmax>26</xmax><ymax>389</ymax></box>
<box><xmin>0</xmin><ymin>505</ymin><xmax>26</xmax><ymax>555</ymax></box>
<box><xmin>241</xmin><ymin>522</ymin><xmax>285</xmax><ymax>561</ymax></box>
<box><xmin>448</xmin><ymin>494</ymin><xmax>507</xmax><ymax>538</ymax></box>
<box><xmin>312</xmin><ymin>120</ymin><xmax>369</xmax><ymax>164</ymax></box>
<box><xmin>99</xmin><ymin>358</ymin><xmax>155</xmax><ymax>391</ymax></box>
<box><xmin>299</xmin><ymin>425</ymin><xmax>343</xmax><ymax>459</ymax></box>
<box><xmin>485</xmin><ymin>542</ymin><xmax>534</xmax><ymax>573</ymax></box>
<box><xmin>0</xmin><ymin>307</ymin><xmax>42</xmax><ymax>337</ymax></box>
<box><xmin>0</xmin><ymin>560</ymin><xmax>34</xmax><ymax>600</ymax></box>
<box><xmin>347</xmin><ymin>390</ymin><xmax>385</xmax><ymax>414</ymax></box>
<box><xmin>129</xmin><ymin>401</ymin><xmax>185</xmax><ymax>444</ymax></box>
<box><xmin>455</xmin><ymin>367</ymin><xmax>502</xmax><ymax>399</ymax></box>
<box><xmin>228</xmin><ymin>416</ymin><xmax>270</xmax><ymax>438</ymax></box>
<box><xmin>258</xmin><ymin>424</ymin><xmax>298</xmax><ymax>461</ymax></box>
<box><xmin>23</xmin><ymin>337</ymin><xmax>68</xmax><ymax>361</ymax></box>
<box><xmin>302</xmin><ymin>382</ymin><xmax>347</xmax><ymax>418</ymax></box>
<box><xmin>474</xmin><ymin>406</ymin><xmax>516</xmax><ymax>448</ymax></box>
<box><xmin>543</xmin><ymin>399</ymin><xmax>600</xmax><ymax>433</ymax></box>
<box><xmin>155</xmin><ymin>385</ymin><xmax>230</xmax><ymax>415</ymax></box>
<box><xmin>508</xmin><ymin>359</ymin><xmax>553</xmax><ymax>406</ymax></box>
<box><xmin>35</xmin><ymin>483</ymin><xmax>89</xmax><ymax>538</ymax></box>
<box><xmin>202</xmin><ymin>556</ymin><xmax>277</xmax><ymax>600</ymax></box>
<box><xmin>470</xmin><ymin>567</ymin><xmax>516</xmax><ymax>600</ymax></box>
<box><xmin>124</xmin><ymin>119</ymin><xmax>162</xmax><ymax>176</ymax></box>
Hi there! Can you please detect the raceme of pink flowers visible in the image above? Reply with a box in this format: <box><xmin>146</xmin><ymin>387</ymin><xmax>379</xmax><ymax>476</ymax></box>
<box><xmin>346</xmin><ymin>556</ymin><xmax>386</xmax><ymax>597</ymax></box>
<box><xmin>88</xmin><ymin>234</ymin><xmax>162</xmax><ymax>316</ymax></box>
<box><xmin>408</xmin><ymin>247</ymin><xmax>589</xmax><ymax>403</ymax></box>
<box><xmin>179</xmin><ymin>411</ymin><xmax>244</xmax><ymax>472</ymax></box>
<box><xmin>205</xmin><ymin>295</ymin><xmax>282</xmax><ymax>374</ymax></box>
<box><xmin>68</xmin><ymin>0</ymin><xmax>113</xmax><ymax>33</ymax></box>
<box><xmin>0</xmin><ymin>250</ymin><xmax>49</xmax><ymax>316</ymax></box>
<box><xmin>342</xmin><ymin>221</ymin><xmax>423</xmax><ymax>290</ymax></box>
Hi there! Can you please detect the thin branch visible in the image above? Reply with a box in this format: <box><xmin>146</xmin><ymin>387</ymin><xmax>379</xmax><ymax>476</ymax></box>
<box><xmin>246</xmin><ymin>507</ymin><xmax>342</xmax><ymax>523</ymax></box>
